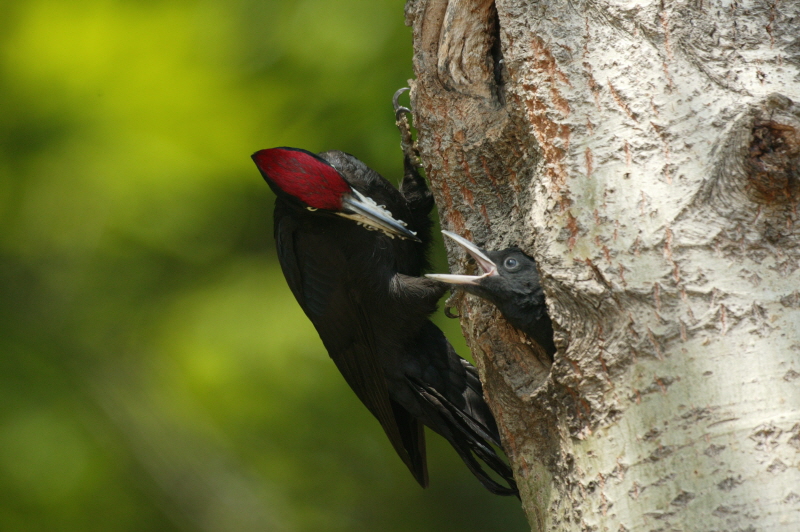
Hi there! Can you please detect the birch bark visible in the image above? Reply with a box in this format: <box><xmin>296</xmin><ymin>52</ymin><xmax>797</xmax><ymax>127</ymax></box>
<box><xmin>404</xmin><ymin>0</ymin><xmax>800</xmax><ymax>529</ymax></box>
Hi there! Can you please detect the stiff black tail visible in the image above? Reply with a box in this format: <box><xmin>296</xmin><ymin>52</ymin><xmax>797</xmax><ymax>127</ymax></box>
<box><xmin>407</xmin><ymin>376</ymin><xmax>519</xmax><ymax>497</ymax></box>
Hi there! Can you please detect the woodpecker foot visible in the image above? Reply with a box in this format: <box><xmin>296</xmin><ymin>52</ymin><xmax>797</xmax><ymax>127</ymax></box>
<box><xmin>444</xmin><ymin>290</ymin><xmax>464</xmax><ymax>319</ymax></box>
<box><xmin>393</xmin><ymin>87</ymin><xmax>422</xmax><ymax>169</ymax></box>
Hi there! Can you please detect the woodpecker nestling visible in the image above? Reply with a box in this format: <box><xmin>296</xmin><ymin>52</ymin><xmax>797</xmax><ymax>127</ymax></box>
<box><xmin>251</xmin><ymin>91</ymin><xmax>518</xmax><ymax>496</ymax></box>
<box><xmin>427</xmin><ymin>231</ymin><xmax>556</xmax><ymax>358</ymax></box>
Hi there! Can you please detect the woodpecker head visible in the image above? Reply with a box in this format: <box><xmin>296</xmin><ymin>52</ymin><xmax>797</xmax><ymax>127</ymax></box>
<box><xmin>253</xmin><ymin>147</ymin><xmax>420</xmax><ymax>242</ymax></box>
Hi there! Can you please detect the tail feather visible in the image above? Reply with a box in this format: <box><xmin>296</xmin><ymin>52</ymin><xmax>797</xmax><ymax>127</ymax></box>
<box><xmin>449</xmin><ymin>432</ymin><xmax>519</xmax><ymax>496</ymax></box>
<box><xmin>410</xmin><ymin>374</ymin><xmax>499</xmax><ymax>448</ymax></box>
<box><xmin>390</xmin><ymin>399</ymin><xmax>429</xmax><ymax>488</ymax></box>
<box><xmin>407</xmin><ymin>376</ymin><xmax>519</xmax><ymax>497</ymax></box>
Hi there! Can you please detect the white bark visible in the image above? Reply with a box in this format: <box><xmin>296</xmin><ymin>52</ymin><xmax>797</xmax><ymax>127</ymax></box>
<box><xmin>405</xmin><ymin>0</ymin><xmax>800</xmax><ymax>529</ymax></box>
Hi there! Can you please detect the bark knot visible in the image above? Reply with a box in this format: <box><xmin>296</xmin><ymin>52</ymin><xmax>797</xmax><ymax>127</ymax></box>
<box><xmin>746</xmin><ymin>119</ymin><xmax>800</xmax><ymax>204</ymax></box>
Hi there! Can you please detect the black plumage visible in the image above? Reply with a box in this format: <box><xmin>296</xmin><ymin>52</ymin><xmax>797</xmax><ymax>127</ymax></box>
<box><xmin>251</xmin><ymin>144</ymin><xmax>517</xmax><ymax>496</ymax></box>
<box><xmin>427</xmin><ymin>231</ymin><xmax>557</xmax><ymax>358</ymax></box>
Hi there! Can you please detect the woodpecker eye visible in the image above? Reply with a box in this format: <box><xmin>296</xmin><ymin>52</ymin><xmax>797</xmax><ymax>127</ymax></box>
<box><xmin>503</xmin><ymin>257</ymin><xmax>520</xmax><ymax>271</ymax></box>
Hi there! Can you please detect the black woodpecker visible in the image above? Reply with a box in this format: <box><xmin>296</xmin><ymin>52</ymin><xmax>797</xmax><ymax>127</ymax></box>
<box><xmin>427</xmin><ymin>231</ymin><xmax>557</xmax><ymax>358</ymax></box>
<box><xmin>251</xmin><ymin>94</ymin><xmax>517</xmax><ymax>496</ymax></box>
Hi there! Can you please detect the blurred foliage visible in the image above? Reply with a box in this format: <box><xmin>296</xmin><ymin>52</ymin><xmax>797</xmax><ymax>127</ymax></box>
<box><xmin>0</xmin><ymin>0</ymin><xmax>528</xmax><ymax>530</ymax></box>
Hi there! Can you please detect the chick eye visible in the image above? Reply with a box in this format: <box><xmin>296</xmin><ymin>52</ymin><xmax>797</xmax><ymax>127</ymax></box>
<box><xmin>504</xmin><ymin>257</ymin><xmax>520</xmax><ymax>271</ymax></box>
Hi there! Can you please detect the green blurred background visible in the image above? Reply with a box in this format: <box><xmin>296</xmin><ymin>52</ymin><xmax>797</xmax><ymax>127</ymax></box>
<box><xmin>0</xmin><ymin>0</ymin><xmax>527</xmax><ymax>530</ymax></box>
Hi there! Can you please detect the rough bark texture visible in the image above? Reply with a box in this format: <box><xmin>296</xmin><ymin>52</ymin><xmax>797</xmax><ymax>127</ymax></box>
<box><xmin>404</xmin><ymin>0</ymin><xmax>800</xmax><ymax>530</ymax></box>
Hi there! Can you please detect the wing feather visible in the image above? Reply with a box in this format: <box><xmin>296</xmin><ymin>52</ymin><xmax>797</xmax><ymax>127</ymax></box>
<box><xmin>274</xmin><ymin>205</ymin><xmax>427</xmax><ymax>485</ymax></box>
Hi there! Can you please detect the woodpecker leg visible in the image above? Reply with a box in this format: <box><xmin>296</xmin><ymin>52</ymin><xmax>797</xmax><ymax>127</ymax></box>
<box><xmin>444</xmin><ymin>290</ymin><xmax>464</xmax><ymax>319</ymax></box>
<box><xmin>390</xmin><ymin>273</ymin><xmax>449</xmax><ymax>312</ymax></box>
<box><xmin>393</xmin><ymin>88</ymin><xmax>432</xmax><ymax>213</ymax></box>
<box><xmin>393</xmin><ymin>87</ymin><xmax>418</xmax><ymax>166</ymax></box>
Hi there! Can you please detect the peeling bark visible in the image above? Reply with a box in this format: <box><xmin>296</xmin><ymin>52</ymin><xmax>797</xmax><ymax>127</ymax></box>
<box><xmin>405</xmin><ymin>0</ymin><xmax>800</xmax><ymax>529</ymax></box>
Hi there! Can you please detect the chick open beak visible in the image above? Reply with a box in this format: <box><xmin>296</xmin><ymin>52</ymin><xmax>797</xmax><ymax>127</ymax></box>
<box><xmin>425</xmin><ymin>230</ymin><xmax>497</xmax><ymax>285</ymax></box>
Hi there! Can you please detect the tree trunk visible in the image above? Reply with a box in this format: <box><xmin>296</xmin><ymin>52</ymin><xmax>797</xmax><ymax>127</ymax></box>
<box><xmin>404</xmin><ymin>0</ymin><xmax>800</xmax><ymax>529</ymax></box>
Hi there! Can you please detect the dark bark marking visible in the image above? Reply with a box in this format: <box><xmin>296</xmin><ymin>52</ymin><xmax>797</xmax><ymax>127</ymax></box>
<box><xmin>607</xmin><ymin>81</ymin><xmax>637</xmax><ymax>122</ymax></box>
<box><xmin>624</xmin><ymin>139</ymin><xmax>632</xmax><ymax>166</ymax></box>
<box><xmin>461</xmin><ymin>185</ymin><xmax>475</xmax><ymax>209</ymax></box>
<box><xmin>480</xmin><ymin>204</ymin><xmax>491</xmax><ymax>228</ymax></box>
<box><xmin>583</xmin><ymin>63</ymin><xmax>602</xmax><ymax>110</ymax></box>
<box><xmin>521</xmin><ymin>92</ymin><xmax>569</xmax><ymax>193</ymax></box>
<box><xmin>566</xmin><ymin>211</ymin><xmax>579</xmax><ymax>251</ymax></box>
<box><xmin>530</xmin><ymin>37</ymin><xmax>571</xmax><ymax>116</ymax></box>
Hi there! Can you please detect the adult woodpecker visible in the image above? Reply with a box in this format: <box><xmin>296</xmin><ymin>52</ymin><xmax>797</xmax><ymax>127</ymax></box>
<box><xmin>427</xmin><ymin>231</ymin><xmax>557</xmax><ymax>358</ymax></box>
<box><xmin>251</xmin><ymin>92</ymin><xmax>517</xmax><ymax>496</ymax></box>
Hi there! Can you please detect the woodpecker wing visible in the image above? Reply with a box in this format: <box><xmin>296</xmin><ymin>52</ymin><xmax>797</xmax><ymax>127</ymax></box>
<box><xmin>273</xmin><ymin>203</ymin><xmax>428</xmax><ymax>486</ymax></box>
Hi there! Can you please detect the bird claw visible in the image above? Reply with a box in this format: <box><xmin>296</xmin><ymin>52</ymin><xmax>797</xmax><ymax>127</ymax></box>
<box><xmin>444</xmin><ymin>290</ymin><xmax>464</xmax><ymax>319</ymax></box>
<box><xmin>392</xmin><ymin>87</ymin><xmax>411</xmax><ymax>115</ymax></box>
<box><xmin>395</xmin><ymin>106</ymin><xmax>412</xmax><ymax>121</ymax></box>
<box><xmin>393</xmin><ymin>88</ymin><xmax>412</xmax><ymax>121</ymax></box>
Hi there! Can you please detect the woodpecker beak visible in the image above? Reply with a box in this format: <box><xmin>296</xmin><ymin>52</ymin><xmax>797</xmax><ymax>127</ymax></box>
<box><xmin>425</xmin><ymin>230</ymin><xmax>498</xmax><ymax>285</ymax></box>
<box><xmin>339</xmin><ymin>189</ymin><xmax>421</xmax><ymax>242</ymax></box>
